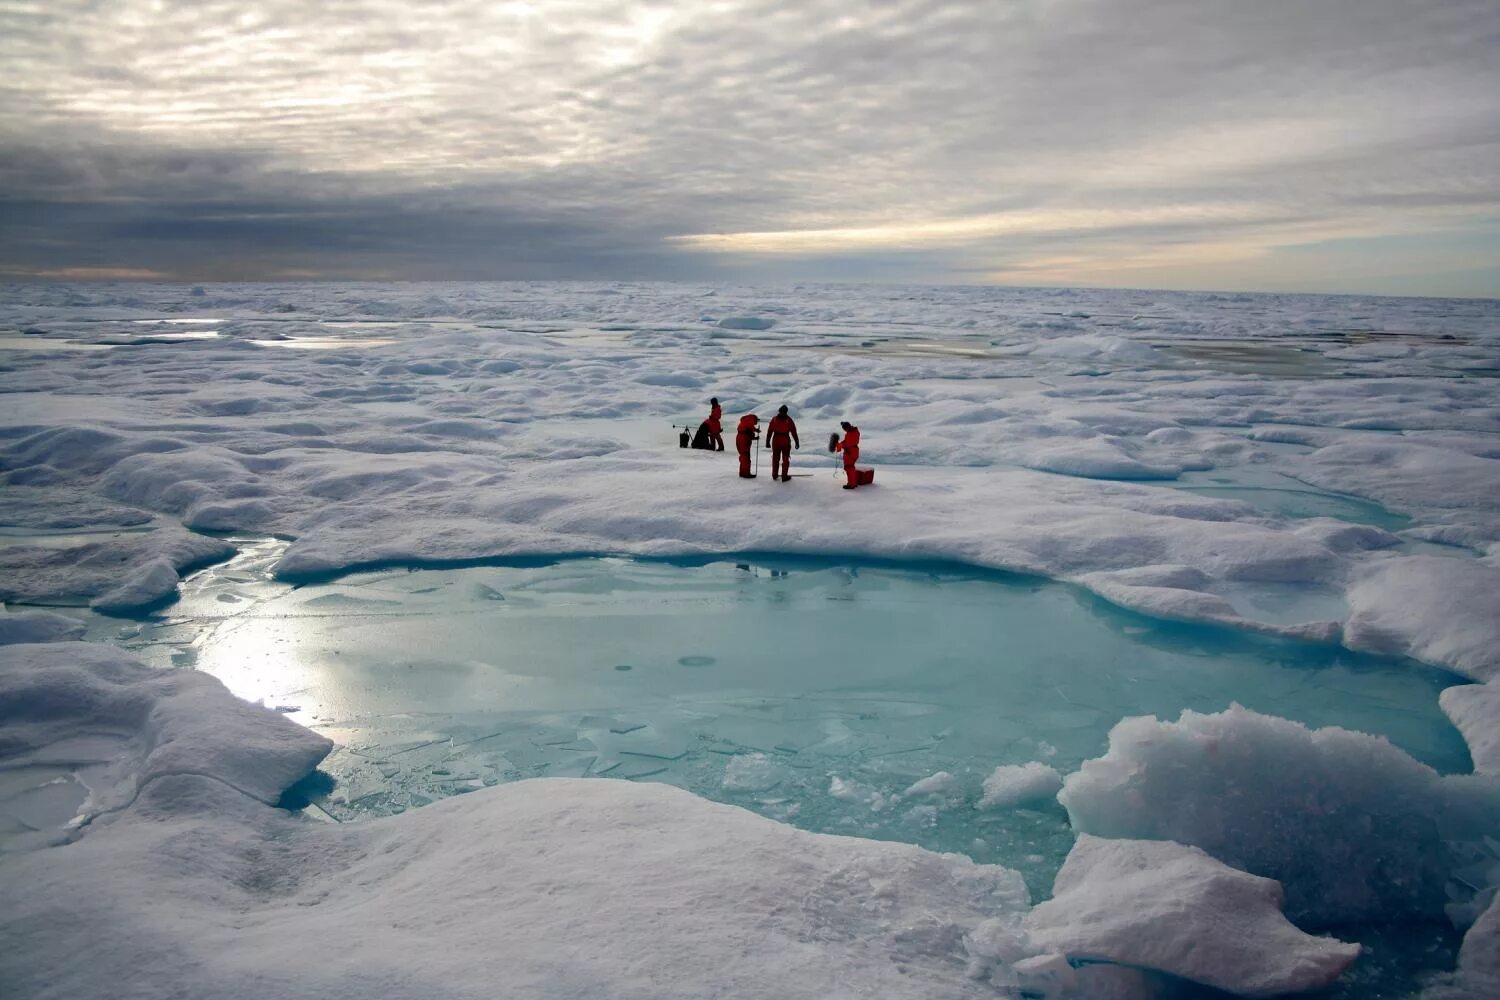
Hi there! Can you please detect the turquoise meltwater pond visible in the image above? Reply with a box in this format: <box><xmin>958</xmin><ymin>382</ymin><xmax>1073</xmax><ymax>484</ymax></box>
<box><xmin>87</xmin><ymin>540</ymin><xmax>1468</xmax><ymax>908</ymax></box>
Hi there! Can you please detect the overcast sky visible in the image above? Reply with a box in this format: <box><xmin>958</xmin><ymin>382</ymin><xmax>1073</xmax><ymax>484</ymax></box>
<box><xmin>2</xmin><ymin>0</ymin><xmax>1497</xmax><ymax>296</ymax></box>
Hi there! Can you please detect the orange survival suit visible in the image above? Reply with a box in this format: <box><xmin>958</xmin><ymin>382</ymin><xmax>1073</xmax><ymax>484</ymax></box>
<box><xmin>836</xmin><ymin>424</ymin><xmax>860</xmax><ymax>488</ymax></box>
<box><xmin>766</xmin><ymin>408</ymin><xmax>799</xmax><ymax>482</ymax></box>
<box><xmin>735</xmin><ymin>414</ymin><xmax>760</xmax><ymax>478</ymax></box>
<box><xmin>706</xmin><ymin>400</ymin><xmax>724</xmax><ymax>450</ymax></box>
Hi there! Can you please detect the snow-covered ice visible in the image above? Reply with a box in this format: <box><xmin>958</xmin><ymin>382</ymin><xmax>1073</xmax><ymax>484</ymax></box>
<box><xmin>1058</xmin><ymin>705</ymin><xmax>1500</xmax><ymax>925</ymax></box>
<box><xmin>1442</xmin><ymin>683</ymin><xmax>1500</xmax><ymax>774</ymax></box>
<box><xmin>2</xmin><ymin>280</ymin><xmax>1499</xmax><ymax>996</ymax></box>
<box><xmin>1027</xmin><ymin>834</ymin><xmax>1360</xmax><ymax>996</ymax></box>
<box><xmin>978</xmin><ymin>762</ymin><xmax>1063</xmax><ymax>809</ymax></box>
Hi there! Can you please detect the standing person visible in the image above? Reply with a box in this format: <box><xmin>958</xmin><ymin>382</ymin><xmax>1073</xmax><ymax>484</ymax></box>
<box><xmin>735</xmin><ymin>413</ymin><xmax>760</xmax><ymax>478</ymax></box>
<box><xmin>835</xmin><ymin>420</ymin><xmax>860</xmax><ymax>489</ymax></box>
<box><xmin>765</xmin><ymin>405</ymin><xmax>800</xmax><ymax>482</ymax></box>
<box><xmin>706</xmin><ymin>397</ymin><xmax>724</xmax><ymax>451</ymax></box>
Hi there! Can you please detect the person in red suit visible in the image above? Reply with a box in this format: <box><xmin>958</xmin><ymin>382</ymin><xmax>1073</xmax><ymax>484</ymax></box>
<box><xmin>835</xmin><ymin>421</ymin><xmax>860</xmax><ymax>489</ymax></box>
<box><xmin>765</xmin><ymin>405</ymin><xmax>800</xmax><ymax>482</ymax></box>
<box><xmin>705</xmin><ymin>397</ymin><xmax>724</xmax><ymax>450</ymax></box>
<box><xmin>735</xmin><ymin>413</ymin><xmax>760</xmax><ymax>478</ymax></box>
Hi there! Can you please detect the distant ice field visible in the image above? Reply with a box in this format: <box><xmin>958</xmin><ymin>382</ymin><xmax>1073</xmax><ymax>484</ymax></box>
<box><xmin>2</xmin><ymin>282</ymin><xmax>1499</xmax><ymax>998</ymax></box>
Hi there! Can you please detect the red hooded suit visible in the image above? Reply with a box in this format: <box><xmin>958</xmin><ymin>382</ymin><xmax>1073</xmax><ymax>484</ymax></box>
<box><xmin>835</xmin><ymin>425</ymin><xmax>860</xmax><ymax>488</ymax></box>
<box><xmin>735</xmin><ymin>414</ymin><xmax>759</xmax><ymax>477</ymax></box>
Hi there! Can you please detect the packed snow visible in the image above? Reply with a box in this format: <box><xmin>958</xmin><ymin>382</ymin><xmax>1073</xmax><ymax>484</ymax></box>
<box><xmin>1058</xmin><ymin>705</ymin><xmax>1500</xmax><ymax>926</ymax></box>
<box><xmin>978</xmin><ymin>762</ymin><xmax>1063</xmax><ymax>809</ymax></box>
<box><xmin>1027</xmin><ymin>834</ymin><xmax>1360</xmax><ymax>996</ymax></box>
<box><xmin>2</xmin><ymin>281</ymin><xmax>1499</xmax><ymax>996</ymax></box>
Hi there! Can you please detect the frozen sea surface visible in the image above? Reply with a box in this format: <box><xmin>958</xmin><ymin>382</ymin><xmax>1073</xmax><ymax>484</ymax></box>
<box><xmin>2</xmin><ymin>281</ymin><xmax>1499</xmax><ymax>998</ymax></box>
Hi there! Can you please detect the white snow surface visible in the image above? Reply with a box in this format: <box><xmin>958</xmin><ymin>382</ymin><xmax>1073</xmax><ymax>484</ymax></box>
<box><xmin>1441</xmin><ymin>684</ymin><xmax>1500</xmax><ymax>775</ymax></box>
<box><xmin>0</xmin><ymin>282</ymin><xmax>1496</xmax><ymax>678</ymax></box>
<box><xmin>1057</xmin><ymin>705</ymin><xmax>1500</xmax><ymax>925</ymax></box>
<box><xmin>1345</xmin><ymin>555</ymin><xmax>1500</xmax><ymax>681</ymax></box>
<box><xmin>0</xmin><ymin>609</ymin><xmax>85</xmax><ymax>645</ymax></box>
<box><xmin>978</xmin><ymin>762</ymin><xmax>1063</xmax><ymax>809</ymax></box>
<box><xmin>0</xmin><ymin>774</ymin><xmax>1063</xmax><ymax>1000</ymax></box>
<box><xmin>1027</xmin><ymin>834</ymin><xmax>1359</xmax><ymax>997</ymax></box>
<box><xmin>0</xmin><ymin>642</ymin><xmax>331</xmax><ymax>839</ymax></box>
<box><xmin>3</xmin><ymin>282</ymin><xmax>1500</xmax><ymax>995</ymax></box>
<box><xmin>0</xmin><ymin>643</ymin><xmax>1065</xmax><ymax>998</ymax></box>
<box><xmin>3</xmin><ymin>640</ymin><xmax>1388</xmax><ymax>1000</ymax></box>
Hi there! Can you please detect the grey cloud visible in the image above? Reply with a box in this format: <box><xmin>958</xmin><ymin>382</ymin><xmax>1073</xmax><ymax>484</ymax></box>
<box><xmin>0</xmin><ymin>0</ymin><xmax>1496</xmax><ymax>290</ymax></box>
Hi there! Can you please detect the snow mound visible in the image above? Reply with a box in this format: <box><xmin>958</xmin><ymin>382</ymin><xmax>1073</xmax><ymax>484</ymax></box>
<box><xmin>1057</xmin><ymin>705</ymin><xmax>1500</xmax><ymax>924</ymax></box>
<box><xmin>1345</xmin><ymin>555</ymin><xmax>1500</xmax><ymax>681</ymax></box>
<box><xmin>0</xmin><ymin>528</ymin><xmax>234</xmax><ymax>610</ymax></box>
<box><xmin>0</xmin><ymin>642</ymin><xmax>331</xmax><ymax>836</ymax></box>
<box><xmin>0</xmin><ymin>610</ymin><xmax>85</xmax><ymax>645</ymax></box>
<box><xmin>1297</xmin><ymin>442</ymin><xmax>1500</xmax><ymax>526</ymax></box>
<box><xmin>1028</xmin><ymin>835</ymin><xmax>1359</xmax><ymax>996</ymax></box>
<box><xmin>978</xmin><ymin>762</ymin><xmax>1062</xmax><ymax>809</ymax></box>
<box><xmin>90</xmin><ymin>555</ymin><xmax>180</xmax><ymax>613</ymax></box>
<box><xmin>1442</xmin><ymin>683</ymin><xmax>1500</xmax><ymax>774</ymax></box>
<box><xmin>0</xmin><ymin>769</ymin><xmax>1061</xmax><ymax>999</ymax></box>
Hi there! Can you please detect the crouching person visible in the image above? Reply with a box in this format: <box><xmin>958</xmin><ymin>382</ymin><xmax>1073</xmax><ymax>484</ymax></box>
<box><xmin>834</xmin><ymin>420</ymin><xmax>862</xmax><ymax>489</ymax></box>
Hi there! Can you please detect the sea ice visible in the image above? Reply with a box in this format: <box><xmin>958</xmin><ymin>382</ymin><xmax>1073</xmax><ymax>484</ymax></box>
<box><xmin>977</xmin><ymin>762</ymin><xmax>1062</xmax><ymax>809</ymax></box>
<box><xmin>0</xmin><ymin>610</ymin><xmax>85</xmax><ymax>645</ymax></box>
<box><xmin>1058</xmin><ymin>705</ymin><xmax>1500</xmax><ymax>924</ymax></box>
<box><xmin>1345</xmin><ymin>555</ymin><xmax>1500</xmax><ymax>681</ymax></box>
<box><xmin>0</xmin><ymin>528</ymin><xmax>234</xmax><ymax>611</ymax></box>
<box><xmin>2</xmin><ymin>281</ymin><xmax>1498</xmax><ymax>996</ymax></box>
<box><xmin>0</xmin><ymin>642</ymin><xmax>331</xmax><ymax>834</ymax></box>
<box><xmin>1441</xmin><ymin>683</ymin><xmax>1500</xmax><ymax>775</ymax></box>
<box><xmin>1028</xmin><ymin>834</ymin><xmax>1359</xmax><ymax>996</ymax></box>
<box><xmin>0</xmin><ymin>643</ymin><xmax>1058</xmax><ymax>999</ymax></box>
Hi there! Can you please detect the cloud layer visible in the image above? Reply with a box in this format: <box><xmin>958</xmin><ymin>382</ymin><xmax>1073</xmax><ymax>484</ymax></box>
<box><xmin>1</xmin><ymin>0</ymin><xmax>1497</xmax><ymax>293</ymax></box>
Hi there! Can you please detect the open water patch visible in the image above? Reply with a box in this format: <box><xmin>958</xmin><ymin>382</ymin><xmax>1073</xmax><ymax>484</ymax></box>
<box><xmin>75</xmin><ymin>541</ymin><xmax>1469</xmax><ymax>905</ymax></box>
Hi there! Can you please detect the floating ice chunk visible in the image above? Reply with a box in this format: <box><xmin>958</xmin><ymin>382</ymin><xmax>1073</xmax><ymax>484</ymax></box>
<box><xmin>977</xmin><ymin>762</ymin><xmax>1062</xmax><ymax>809</ymax></box>
<box><xmin>1442</xmin><ymin>683</ymin><xmax>1500</xmax><ymax>774</ymax></box>
<box><xmin>0</xmin><ymin>610</ymin><xmax>85</xmax><ymax>645</ymax></box>
<box><xmin>722</xmin><ymin>752</ymin><xmax>782</xmax><ymax>793</ymax></box>
<box><xmin>904</xmin><ymin>770</ymin><xmax>960</xmax><ymax>798</ymax></box>
<box><xmin>0</xmin><ymin>643</ymin><xmax>331</xmax><ymax>832</ymax></box>
<box><xmin>1058</xmin><ymin>705</ymin><xmax>1500</xmax><ymax>924</ymax></box>
<box><xmin>1345</xmin><ymin>555</ymin><xmax>1500</xmax><ymax>680</ymax></box>
<box><xmin>1028</xmin><ymin>835</ymin><xmax>1360</xmax><ymax>997</ymax></box>
<box><xmin>828</xmin><ymin>775</ymin><xmax>892</xmax><ymax>811</ymax></box>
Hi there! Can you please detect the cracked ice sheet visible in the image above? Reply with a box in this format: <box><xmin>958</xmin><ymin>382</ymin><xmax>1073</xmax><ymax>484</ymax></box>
<box><xmin>1</xmin><ymin>282</ymin><xmax>1497</xmax><ymax>674</ymax></box>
